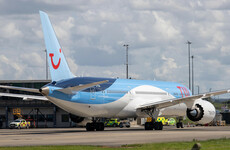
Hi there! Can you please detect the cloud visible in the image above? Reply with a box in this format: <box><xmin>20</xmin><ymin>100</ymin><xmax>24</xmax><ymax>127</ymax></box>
<box><xmin>75</xmin><ymin>25</ymin><xmax>98</xmax><ymax>36</ymax></box>
<box><xmin>67</xmin><ymin>57</ymin><xmax>78</xmax><ymax>75</ymax></box>
<box><xmin>155</xmin><ymin>55</ymin><xmax>178</xmax><ymax>81</ymax></box>
<box><xmin>54</xmin><ymin>17</ymin><xmax>75</xmax><ymax>41</ymax></box>
<box><xmin>0</xmin><ymin>0</ymin><xmax>73</xmax><ymax>15</ymax></box>
<box><xmin>0</xmin><ymin>55</ymin><xmax>24</xmax><ymax>79</ymax></box>
<box><xmin>0</xmin><ymin>22</ymin><xmax>22</xmax><ymax>39</ymax></box>
<box><xmin>153</xmin><ymin>12</ymin><xmax>181</xmax><ymax>40</ymax></box>
<box><xmin>0</xmin><ymin>0</ymin><xmax>229</xmax><ymax>95</ymax></box>
<box><xmin>20</xmin><ymin>52</ymin><xmax>43</xmax><ymax>67</ymax></box>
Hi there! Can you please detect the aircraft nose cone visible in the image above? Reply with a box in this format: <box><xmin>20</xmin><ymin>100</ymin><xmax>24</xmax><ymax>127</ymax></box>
<box><xmin>40</xmin><ymin>87</ymin><xmax>49</xmax><ymax>95</ymax></box>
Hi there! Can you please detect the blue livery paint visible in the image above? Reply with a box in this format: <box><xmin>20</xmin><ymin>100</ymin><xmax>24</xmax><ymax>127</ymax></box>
<box><xmin>47</xmin><ymin>77</ymin><xmax>116</xmax><ymax>92</ymax></box>
<box><xmin>45</xmin><ymin>77</ymin><xmax>192</xmax><ymax>104</ymax></box>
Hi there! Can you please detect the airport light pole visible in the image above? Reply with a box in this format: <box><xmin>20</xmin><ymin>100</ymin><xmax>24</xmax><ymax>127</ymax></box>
<box><xmin>191</xmin><ymin>55</ymin><xmax>194</xmax><ymax>95</ymax></box>
<box><xmin>196</xmin><ymin>85</ymin><xmax>200</xmax><ymax>95</ymax></box>
<box><xmin>123</xmin><ymin>44</ymin><xmax>129</xmax><ymax>79</ymax></box>
<box><xmin>186</xmin><ymin>41</ymin><xmax>192</xmax><ymax>91</ymax></box>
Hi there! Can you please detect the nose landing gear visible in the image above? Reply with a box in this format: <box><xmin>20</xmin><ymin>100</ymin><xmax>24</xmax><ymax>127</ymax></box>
<box><xmin>144</xmin><ymin>118</ymin><xmax>163</xmax><ymax>130</ymax></box>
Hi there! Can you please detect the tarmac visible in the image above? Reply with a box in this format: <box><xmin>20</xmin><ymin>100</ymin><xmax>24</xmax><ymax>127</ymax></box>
<box><xmin>0</xmin><ymin>126</ymin><xmax>230</xmax><ymax>147</ymax></box>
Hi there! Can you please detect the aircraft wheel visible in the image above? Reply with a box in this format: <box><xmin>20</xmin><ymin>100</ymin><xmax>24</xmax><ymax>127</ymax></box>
<box><xmin>145</xmin><ymin>122</ymin><xmax>154</xmax><ymax>130</ymax></box>
<box><xmin>95</xmin><ymin>123</ymin><xmax>104</xmax><ymax>131</ymax></box>
<box><xmin>158</xmin><ymin>122</ymin><xmax>163</xmax><ymax>130</ymax></box>
<box><xmin>176</xmin><ymin>122</ymin><xmax>184</xmax><ymax>128</ymax></box>
<box><xmin>154</xmin><ymin>122</ymin><xmax>163</xmax><ymax>130</ymax></box>
<box><xmin>86</xmin><ymin>123</ymin><xmax>94</xmax><ymax>131</ymax></box>
<box><xmin>176</xmin><ymin>123</ymin><xmax>180</xmax><ymax>128</ymax></box>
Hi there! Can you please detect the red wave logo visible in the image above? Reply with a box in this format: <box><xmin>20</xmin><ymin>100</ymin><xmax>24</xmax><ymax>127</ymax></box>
<box><xmin>49</xmin><ymin>49</ymin><xmax>61</xmax><ymax>70</ymax></box>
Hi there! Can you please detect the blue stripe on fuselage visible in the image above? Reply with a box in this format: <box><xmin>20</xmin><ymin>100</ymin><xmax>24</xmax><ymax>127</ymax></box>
<box><xmin>46</xmin><ymin>77</ymin><xmax>116</xmax><ymax>91</ymax></box>
<box><xmin>45</xmin><ymin>77</ymin><xmax>192</xmax><ymax>104</ymax></box>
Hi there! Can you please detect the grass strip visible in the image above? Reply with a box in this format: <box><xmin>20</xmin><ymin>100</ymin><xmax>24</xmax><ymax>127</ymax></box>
<box><xmin>0</xmin><ymin>138</ymin><xmax>229</xmax><ymax>150</ymax></box>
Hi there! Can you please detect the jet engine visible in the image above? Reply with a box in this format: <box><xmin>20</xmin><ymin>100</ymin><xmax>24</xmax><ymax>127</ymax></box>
<box><xmin>186</xmin><ymin>99</ymin><xmax>216</xmax><ymax>124</ymax></box>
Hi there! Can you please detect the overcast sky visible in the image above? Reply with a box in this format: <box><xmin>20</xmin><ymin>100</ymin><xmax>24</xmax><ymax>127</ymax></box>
<box><xmin>0</xmin><ymin>0</ymin><xmax>230</xmax><ymax>95</ymax></box>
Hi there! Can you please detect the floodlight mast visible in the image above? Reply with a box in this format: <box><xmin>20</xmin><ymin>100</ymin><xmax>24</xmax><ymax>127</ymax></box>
<box><xmin>123</xmin><ymin>44</ymin><xmax>129</xmax><ymax>79</ymax></box>
<box><xmin>186</xmin><ymin>41</ymin><xmax>192</xmax><ymax>91</ymax></box>
<box><xmin>191</xmin><ymin>55</ymin><xmax>194</xmax><ymax>95</ymax></box>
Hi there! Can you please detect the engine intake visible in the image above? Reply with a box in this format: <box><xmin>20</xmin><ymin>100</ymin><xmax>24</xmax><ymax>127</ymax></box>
<box><xmin>187</xmin><ymin>104</ymin><xmax>204</xmax><ymax>122</ymax></box>
<box><xmin>186</xmin><ymin>99</ymin><xmax>216</xmax><ymax>124</ymax></box>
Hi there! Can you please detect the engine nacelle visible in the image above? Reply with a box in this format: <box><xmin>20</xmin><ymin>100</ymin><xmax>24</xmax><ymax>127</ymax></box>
<box><xmin>186</xmin><ymin>99</ymin><xmax>216</xmax><ymax>124</ymax></box>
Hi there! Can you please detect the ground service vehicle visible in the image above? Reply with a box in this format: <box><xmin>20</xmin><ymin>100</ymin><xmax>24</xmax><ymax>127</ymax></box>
<box><xmin>9</xmin><ymin>119</ymin><xmax>30</xmax><ymax>129</ymax></box>
<box><xmin>167</xmin><ymin>118</ymin><xmax>176</xmax><ymax>126</ymax></box>
<box><xmin>119</xmin><ymin>121</ymin><xmax>130</xmax><ymax>128</ymax></box>
<box><xmin>104</xmin><ymin>119</ymin><xmax>121</xmax><ymax>127</ymax></box>
<box><xmin>156</xmin><ymin>117</ymin><xmax>167</xmax><ymax>125</ymax></box>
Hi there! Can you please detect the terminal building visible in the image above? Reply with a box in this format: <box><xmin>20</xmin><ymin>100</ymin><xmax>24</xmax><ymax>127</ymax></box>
<box><xmin>0</xmin><ymin>80</ymin><xmax>73</xmax><ymax>128</ymax></box>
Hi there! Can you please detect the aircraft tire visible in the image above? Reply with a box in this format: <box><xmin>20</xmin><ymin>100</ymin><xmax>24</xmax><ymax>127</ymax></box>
<box><xmin>154</xmin><ymin>122</ymin><xmax>163</xmax><ymax>130</ymax></box>
<box><xmin>86</xmin><ymin>123</ymin><xmax>94</xmax><ymax>131</ymax></box>
<box><xmin>95</xmin><ymin>123</ymin><xmax>104</xmax><ymax>131</ymax></box>
<box><xmin>145</xmin><ymin>122</ymin><xmax>154</xmax><ymax>130</ymax></box>
<box><xmin>176</xmin><ymin>123</ymin><xmax>180</xmax><ymax>128</ymax></box>
<box><xmin>176</xmin><ymin>122</ymin><xmax>184</xmax><ymax>128</ymax></box>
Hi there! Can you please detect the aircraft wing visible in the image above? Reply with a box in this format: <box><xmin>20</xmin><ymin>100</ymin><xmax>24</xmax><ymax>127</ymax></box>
<box><xmin>137</xmin><ymin>89</ymin><xmax>230</xmax><ymax>110</ymax></box>
<box><xmin>0</xmin><ymin>92</ymin><xmax>48</xmax><ymax>101</ymax></box>
<box><xmin>0</xmin><ymin>80</ymin><xmax>109</xmax><ymax>100</ymax></box>
<box><xmin>0</xmin><ymin>85</ymin><xmax>40</xmax><ymax>93</ymax></box>
<box><xmin>56</xmin><ymin>80</ymin><xmax>109</xmax><ymax>94</ymax></box>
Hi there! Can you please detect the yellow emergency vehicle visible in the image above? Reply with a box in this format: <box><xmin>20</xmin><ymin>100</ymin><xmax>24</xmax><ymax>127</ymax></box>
<box><xmin>147</xmin><ymin>117</ymin><xmax>175</xmax><ymax>126</ymax></box>
<box><xmin>156</xmin><ymin>117</ymin><xmax>167</xmax><ymax>125</ymax></box>
<box><xmin>104</xmin><ymin>118</ymin><xmax>121</xmax><ymax>127</ymax></box>
<box><xmin>167</xmin><ymin>118</ymin><xmax>176</xmax><ymax>126</ymax></box>
<box><xmin>9</xmin><ymin>119</ymin><xmax>30</xmax><ymax>129</ymax></box>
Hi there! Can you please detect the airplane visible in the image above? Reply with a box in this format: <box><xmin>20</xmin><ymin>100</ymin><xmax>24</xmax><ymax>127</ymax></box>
<box><xmin>0</xmin><ymin>11</ymin><xmax>229</xmax><ymax>131</ymax></box>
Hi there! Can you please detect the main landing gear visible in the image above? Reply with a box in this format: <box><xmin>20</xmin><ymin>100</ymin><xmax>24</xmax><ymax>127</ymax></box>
<box><xmin>141</xmin><ymin>107</ymin><xmax>163</xmax><ymax>130</ymax></box>
<box><xmin>86</xmin><ymin>118</ymin><xmax>104</xmax><ymax>131</ymax></box>
<box><xmin>145</xmin><ymin>121</ymin><xmax>163</xmax><ymax>130</ymax></box>
<box><xmin>176</xmin><ymin>118</ymin><xmax>184</xmax><ymax>128</ymax></box>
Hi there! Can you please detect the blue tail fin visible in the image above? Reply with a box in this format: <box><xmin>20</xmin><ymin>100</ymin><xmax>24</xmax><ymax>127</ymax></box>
<box><xmin>39</xmin><ymin>11</ymin><xmax>75</xmax><ymax>81</ymax></box>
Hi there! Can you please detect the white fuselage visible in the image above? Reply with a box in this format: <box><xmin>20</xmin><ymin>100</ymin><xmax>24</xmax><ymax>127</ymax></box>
<box><xmin>46</xmin><ymin>84</ymin><xmax>187</xmax><ymax>118</ymax></box>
